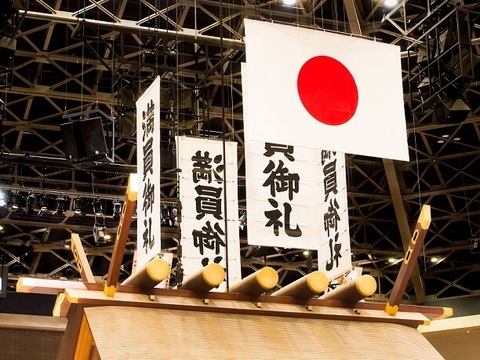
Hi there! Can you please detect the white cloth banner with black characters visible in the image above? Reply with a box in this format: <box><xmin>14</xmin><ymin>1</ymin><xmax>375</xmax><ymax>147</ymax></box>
<box><xmin>135</xmin><ymin>76</ymin><xmax>162</xmax><ymax>269</ymax></box>
<box><xmin>316</xmin><ymin>150</ymin><xmax>352</xmax><ymax>280</ymax></box>
<box><xmin>177</xmin><ymin>136</ymin><xmax>241</xmax><ymax>291</ymax></box>
<box><xmin>245</xmin><ymin>139</ymin><xmax>351</xmax><ymax>280</ymax></box>
<box><xmin>245</xmin><ymin>139</ymin><xmax>321</xmax><ymax>249</ymax></box>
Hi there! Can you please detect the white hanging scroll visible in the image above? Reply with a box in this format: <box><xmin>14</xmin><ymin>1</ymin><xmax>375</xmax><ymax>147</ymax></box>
<box><xmin>177</xmin><ymin>136</ymin><xmax>241</xmax><ymax>291</ymax></box>
<box><xmin>245</xmin><ymin>139</ymin><xmax>351</xmax><ymax>280</ymax></box>
<box><xmin>135</xmin><ymin>76</ymin><xmax>162</xmax><ymax>269</ymax></box>
<box><xmin>316</xmin><ymin>150</ymin><xmax>352</xmax><ymax>280</ymax></box>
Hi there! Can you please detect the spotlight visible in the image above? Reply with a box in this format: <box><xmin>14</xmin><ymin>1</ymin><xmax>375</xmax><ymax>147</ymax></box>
<box><xmin>64</xmin><ymin>268</ymin><xmax>76</xmax><ymax>279</ymax></box>
<box><xmin>38</xmin><ymin>193</ymin><xmax>50</xmax><ymax>215</ymax></box>
<box><xmin>470</xmin><ymin>237</ymin><xmax>480</xmax><ymax>254</ymax></box>
<box><xmin>10</xmin><ymin>191</ymin><xmax>19</xmax><ymax>210</ymax></box>
<box><xmin>283</xmin><ymin>0</ymin><xmax>296</xmax><ymax>5</ymax></box>
<box><xmin>54</xmin><ymin>195</ymin><xmax>66</xmax><ymax>215</ymax></box>
<box><xmin>73</xmin><ymin>197</ymin><xmax>83</xmax><ymax>215</ymax></box>
<box><xmin>430</xmin><ymin>256</ymin><xmax>439</xmax><ymax>263</ymax></box>
<box><xmin>93</xmin><ymin>198</ymin><xmax>103</xmax><ymax>216</ymax></box>
<box><xmin>0</xmin><ymin>190</ymin><xmax>6</xmax><ymax>207</ymax></box>
<box><xmin>12</xmin><ymin>263</ymin><xmax>23</xmax><ymax>275</ymax></box>
<box><xmin>25</xmin><ymin>192</ymin><xmax>35</xmax><ymax>214</ymax></box>
<box><xmin>239</xmin><ymin>211</ymin><xmax>247</xmax><ymax>230</ymax></box>
<box><xmin>41</xmin><ymin>194</ymin><xmax>48</xmax><ymax>211</ymax></box>
<box><xmin>171</xmin><ymin>207</ymin><xmax>178</xmax><ymax>226</ymax></box>
<box><xmin>93</xmin><ymin>216</ymin><xmax>107</xmax><ymax>244</ymax></box>
<box><xmin>112</xmin><ymin>199</ymin><xmax>122</xmax><ymax>220</ymax></box>
<box><xmin>161</xmin><ymin>205</ymin><xmax>172</xmax><ymax>226</ymax></box>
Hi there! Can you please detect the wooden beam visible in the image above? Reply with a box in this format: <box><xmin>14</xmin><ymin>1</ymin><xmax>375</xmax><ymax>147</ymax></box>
<box><xmin>122</xmin><ymin>256</ymin><xmax>170</xmax><ymax>289</ymax></box>
<box><xmin>71</xmin><ymin>233</ymin><xmax>96</xmax><ymax>284</ymax></box>
<box><xmin>74</xmin><ymin>314</ymin><xmax>95</xmax><ymax>360</ymax></box>
<box><xmin>272</xmin><ymin>271</ymin><xmax>328</xmax><ymax>300</ymax></box>
<box><xmin>384</xmin><ymin>158</ymin><xmax>426</xmax><ymax>302</ymax></box>
<box><xmin>181</xmin><ymin>263</ymin><xmax>225</xmax><ymax>293</ymax></box>
<box><xmin>61</xmin><ymin>288</ymin><xmax>434</xmax><ymax>328</ymax></box>
<box><xmin>321</xmin><ymin>274</ymin><xmax>377</xmax><ymax>304</ymax></box>
<box><xmin>386</xmin><ymin>205</ymin><xmax>431</xmax><ymax>316</ymax></box>
<box><xmin>57</xmin><ymin>304</ymin><xmax>85</xmax><ymax>359</ymax></box>
<box><xmin>16</xmin><ymin>277</ymin><xmax>88</xmax><ymax>294</ymax></box>
<box><xmin>104</xmin><ymin>173</ymin><xmax>138</xmax><ymax>297</ymax></box>
<box><xmin>228</xmin><ymin>266</ymin><xmax>278</xmax><ymax>297</ymax></box>
<box><xmin>16</xmin><ymin>276</ymin><xmax>451</xmax><ymax>322</ymax></box>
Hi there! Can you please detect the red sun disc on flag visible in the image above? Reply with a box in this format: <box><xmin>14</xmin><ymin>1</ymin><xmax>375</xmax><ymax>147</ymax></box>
<box><xmin>297</xmin><ymin>56</ymin><xmax>359</xmax><ymax>126</ymax></box>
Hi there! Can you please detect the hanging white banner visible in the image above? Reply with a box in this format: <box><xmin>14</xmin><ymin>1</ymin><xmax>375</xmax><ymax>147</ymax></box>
<box><xmin>135</xmin><ymin>76</ymin><xmax>162</xmax><ymax>269</ymax></box>
<box><xmin>316</xmin><ymin>150</ymin><xmax>352</xmax><ymax>280</ymax></box>
<box><xmin>177</xmin><ymin>136</ymin><xmax>242</xmax><ymax>291</ymax></box>
<box><xmin>243</xmin><ymin>19</ymin><xmax>409</xmax><ymax>161</ymax></box>
<box><xmin>245</xmin><ymin>139</ymin><xmax>351</xmax><ymax>280</ymax></box>
<box><xmin>245</xmin><ymin>139</ymin><xmax>322</xmax><ymax>249</ymax></box>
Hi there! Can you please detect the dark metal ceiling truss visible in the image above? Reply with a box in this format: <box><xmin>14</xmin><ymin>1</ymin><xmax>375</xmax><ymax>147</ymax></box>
<box><xmin>0</xmin><ymin>0</ymin><xmax>480</xmax><ymax>303</ymax></box>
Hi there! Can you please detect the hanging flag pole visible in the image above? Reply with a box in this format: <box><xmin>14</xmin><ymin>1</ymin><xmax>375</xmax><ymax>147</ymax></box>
<box><xmin>385</xmin><ymin>205</ymin><xmax>431</xmax><ymax>315</ymax></box>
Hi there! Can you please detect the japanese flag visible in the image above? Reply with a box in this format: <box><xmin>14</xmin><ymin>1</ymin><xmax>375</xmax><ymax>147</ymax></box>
<box><xmin>243</xmin><ymin>19</ymin><xmax>409</xmax><ymax>161</ymax></box>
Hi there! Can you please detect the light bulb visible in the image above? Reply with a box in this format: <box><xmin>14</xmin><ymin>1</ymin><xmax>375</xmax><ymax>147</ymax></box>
<box><xmin>383</xmin><ymin>0</ymin><xmax>399</xmax><ymax>8</ymax></box>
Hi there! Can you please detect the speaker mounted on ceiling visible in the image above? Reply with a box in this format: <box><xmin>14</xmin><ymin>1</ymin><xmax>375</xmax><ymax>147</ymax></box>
<box><xmin>61</xmin><ymin>109</ymin><xmax>113</xmax><ymax>164</ymax></box>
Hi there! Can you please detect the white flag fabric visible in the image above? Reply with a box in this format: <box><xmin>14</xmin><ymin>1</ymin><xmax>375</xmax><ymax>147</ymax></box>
<box><xmin>136</xmin><ymin>76</ymin><xmax>162</xmax><ymax>269</ymax></box>
<box><xmin>245</xmin><ymin>139</ymin><xmax>351</xmax><ymax>279</ymax></box>
<box><xmin>316</xmin><ymin>149</ymin><xmax>352</xmax><ymax>280</ymax></box>
<box><xmin>177</xmin><ymin>136</ymin><xmax>242</xmax><ymax>291</ymax></box>
<box><xmin>243</xmin><ymin>19</ymin><xmax>409</xmax><ymax>161</ymax></box>
<box><xmin>245</xmin><ymin>139</ymin><xmax>323</xmax><ymax>250</ymax></box>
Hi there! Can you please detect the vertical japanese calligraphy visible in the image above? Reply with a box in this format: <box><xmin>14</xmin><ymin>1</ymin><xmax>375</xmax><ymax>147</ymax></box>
<box><xmin>245</xmin><ymin>139</ymin><xmax>320</xmax><ymax>249</ymax></box>
<box><xmin>262</xmin><ymin>143</ymin><xmax>302</xmax><ymax>238</ymax></box>
<box><xmin>245</xmin><ymin>139</ymin><xmax>351</xmax><ymax>280</ymax></box>
<box><xmin>178</xmin><ymin>136</ymin><xmax>241</xmax><ymax>291</ymax></box>
<box><xmin>136</xmin><ymin>76</ymin><xmax>162</xmax><ymax>269</ymax></box>
<box><xmin>317</xmin><ymin>150</ymin><xmax>352</xmax><ymax>280</ymax></box>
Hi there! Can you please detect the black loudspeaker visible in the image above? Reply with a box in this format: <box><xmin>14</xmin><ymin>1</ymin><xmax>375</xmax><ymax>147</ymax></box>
<box><xmin>433</xmin><ymin>98</ymin><xmax>470</xmax><ymax>123</ymax></box>
<box><xmin>61</xmin><ymin>117</ymin><xmax>109</xmax><ymax>163</ymax></box>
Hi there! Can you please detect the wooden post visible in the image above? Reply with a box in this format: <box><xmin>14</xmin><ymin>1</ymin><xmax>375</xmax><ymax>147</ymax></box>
<box><xmin>70</xmin><ymin>233</ymin><xmax>95</xmax><ymax>284</ymax></box>
<box><xmin>228</xmin><ymin>267</ymin><xmax>278</xmax><ymax>297</ymax></box>
<box><xmin>321</xmin><ymin>275</ymin><xmax>377</xmax><ymax>304</ymax></box>
<box><xmin>57</xmin><ymin>304</ymin><xmax>85</xmax><ymax>359</ymax></box>
<box><xmin>385</xmin><ymin>205</ymin><xmax>431</xmax><ymax>316</ymax></box>
<box><xmin>272</xmin><ymin>271</ymin><xmax>328</xmax><ymax>300</ymax></box>
<box><xmin>181</xmin><ymin>263</ymin><xmax>225</xmax><ymax>293</ymax></box>
<box><xmin>122</xmin><ymin>256</ymin><xmax>170</xmax><ymax>289</ymax></box>
<box><xmin>104</xmin><ymin>173</ymin><xmax>138</xmax><ymax>297</ymax></box>
<box><xmin>73</xmin><ymin>314</ymin><xmax>95</xmax><ymax>359</ymax></box>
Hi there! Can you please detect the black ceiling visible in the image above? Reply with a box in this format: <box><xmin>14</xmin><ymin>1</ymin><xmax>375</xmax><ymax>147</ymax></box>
<box><xmin>0</xmin><ymin>0</ymin><xmax>480</xmax><ymax>304</ymax></box>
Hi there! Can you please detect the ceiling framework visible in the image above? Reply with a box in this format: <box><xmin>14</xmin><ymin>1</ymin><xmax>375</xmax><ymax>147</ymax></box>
<box><xmin>0</xmin><ymin>0</ymin><xmax>480</xmax><ymax>303</ymax></box>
